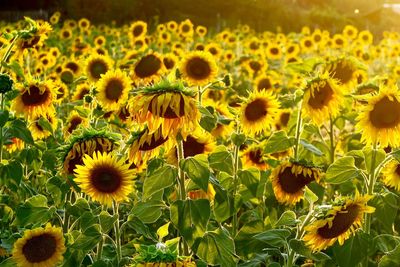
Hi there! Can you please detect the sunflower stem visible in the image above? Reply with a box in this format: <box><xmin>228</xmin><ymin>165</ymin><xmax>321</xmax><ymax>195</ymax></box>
<box><xmin>329</xmin><ymin>115</ymin><xmax>335</xmax><ymax>164</ymax></box>
<box><xmin>231</xmin><ymin>142</ymin><xmax>240</xmax><ymax>238</ymax></box>
<box><xmin>0</xmin><ymin>93</ymin><xmax>5</xmax><ymax>161</ymax></box>
<box><xmin>364</xmin><ymin>142</ymin><xmax>377</xmax><ymax>236</ymax></box>
<box><xmin>113</xmin><ymin>201</ymin><xmax>122</xmax><ymax>263</ymax></box>
<box><xmin>0</xmin><ymin>33</ymin><xmax>19</xmax><ymax>73</ymax></box>
<box><xmin>177</xmin><ymin>139</ymin><xmax>189</xmax><ymax>256</ymax></box>
<box><xmin>294</xmin><ymin>102</ymin><xmax>303</xmax><ymax>161</ymax></box>
<box><xmin>198</xmin><ymin>86</ymin><xmax>202</xmax><ymax>106</ymax></box>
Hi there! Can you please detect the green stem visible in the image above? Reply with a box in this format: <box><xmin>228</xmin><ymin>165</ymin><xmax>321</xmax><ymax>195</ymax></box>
<box><xmin>364</xmin><ymin>143</ymin><xmax>377</xmax><ymax>235</ymax></box>
<box><xmin>294</xmin><ymin>102</ymin><xmax>303</xmax><ymax>161</ymax></box>
<box><xmin>329</xmin><ymin>115</ymin><xmax>335</xmax><ymax>164</ymax></box>
<box><xmin>0</xmin><ymin>94</ymin><xmax>5</xmax><ymax>161</ymax></box>
<box><xmin>177</xmin><ymin>139</ymin><xmax>189</xmax><ymax>256</ymax></box>
<box><xmin>97</xmin><ymin>235</ymin><xmax>104</xmax><ymax>261</ymax></box>
<box><xmin>113</xmin><ymin>202</ymin><xmax>122</xmax><ymax>263</ymax></box>
<box><xmin>0</xmin><ymin>34</ymin><xmax>19</xmax><ymax>73</ymax></box>
<box><xmin>198</xmin><ymin>86</ymin><xmax>202</xmax><ymax>106</ymax></box>
<box><xmin>231</xmin><ymin>143</ymin><xmax>240</xmax><ymax>237</ymax></box>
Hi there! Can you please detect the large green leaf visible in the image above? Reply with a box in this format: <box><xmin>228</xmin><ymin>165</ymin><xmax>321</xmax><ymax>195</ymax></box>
<box><xmin>14</xmin><ymin>195</ymin><xmax>56</xmax><ymax>227</ymax></box>
<box><xmin>289</xmin><ymin>239</ymin><xmax>331</xmax><ymax>261</ymax></box>
<box><xmin>253</xmin><ymin>229</ymin><xmax>291</xmax><ymax>248</ymax></box>
<box><xmin>131</xmin><ymin>200</ymin><xmax>165</xmax><ymax>224</ymax></box>
<box><xmin>379</xmin><ymin>244</ymin><xmax>400</xmax><ymax>267</ymax></box>
<box><xmin>264</xmin><ymin>130</ymin><xmax>295</xmax><ymax>154</ymax></box>
<box><xmin>363</xmin><ymin>147</ymin><xmax>386</xmax><ymax>172</ymax></box>
<box><xmin>208</xmin><ymin>145</ymin><xmax>234</xmax><ymax>175</ymax></box>
<box><xmin>71</xmin><ymin>224</ymin><xmax>102</xmax><ymax>250</ymax></box>
<box><xmin>372</xmin><ymin>192</ymin><xmax>398</xmax><ymax>233</ymax></box>
<box><xmin>170</xmin><ymin>199</ymin><xmax>211</xmax><ymax>247</ymax></box>
<box><xmin>332</xmin><ymin>232</ymin><xmax>373</xmax><ymax>267</ymax></box>
<box><xmin>275</xmin><ymin>210</ymin><xmax>297</xmax><ymax>227</ymax></box>
<box><xmin>325</xmin><ymin>156</ymin><xmax>361</xmax><ymax>184</ymax></box>
<box><xmin>197</xmin><ymin>227</ymin><xmax>237</xmax><ymax>267</ymax></box>
<box><xmin>210</xmin><ymin>178</ymin><xmax>232</xmax><ymax>222</ymax></box>
<box><xmin>143</xmin><ymin>165</ymin><xmax>177</xmax><ymax>199</ymax></box>
<box><xmin>180</xmin><ymin>154</ymin><xmax>210</xmax><ymax>191</ymax></box>
<box><xmin>238</xmin><ymin>168</ymin><xmax>260</xmax><ymax>197</ymax></box>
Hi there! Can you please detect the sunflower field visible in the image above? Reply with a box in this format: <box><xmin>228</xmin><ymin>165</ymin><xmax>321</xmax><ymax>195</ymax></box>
<box><xmin>1</xmin><ymin>11</ymin><xmax>400</xmax><ymax>267</ymax></box>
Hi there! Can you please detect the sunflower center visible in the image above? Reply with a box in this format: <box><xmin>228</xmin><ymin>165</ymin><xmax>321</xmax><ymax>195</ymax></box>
<box><xmin>257</xmin><ymin>78</ymin><xmax>272</xmax><ymax>91</ymax></box>
<box><xmin>280</xmin><ymin>112</ymin><xmax>290</xmax><ymax>127</ymax></box>
<box><xmin>270</xmin><ymin>48</ymin><xmax>279</xmax><ymax>55</ymax></box>
<box><xmin>21</xmin><ymin>85</ymin><xmax>49</xmax><ymax>106</ymax></box>
<box><xmin>308</xmin><ymin>82</ymin><xmax>334</xmax><ymax>109</ymax></box>
<box><xmin>22</xmin><ymin>233</ymin><xmax>57</xmax><ymax>263</ymax></box>
<box><xmin>90</xmin><ymin>165</ymin><xmax>122</xmax><ymax>193</ymax></box>
<box><xmin>68</xmin><ymin>117</ymin><xmax>82</xmax><ymax>133</ymax></box>
<box><xmin>331</xmin><ymin>61</ymin><xmax>353</xmax><ymax>84</ymax></box>
<box><xmin>249</xmin><ymin>149</ymin><xmax>263</xmax><ymax>164</ymax></box>
<box><xmin>304</xmin><ymin>40</ymin><xmax>312</xmax><ymax>47</ymax></box>
<box><xmin>185</xmin><ymin>56</ymin><xmax>212</xmax><ymax>80</ymax></box>
<box><xmin>182</xmin><ymin>24</ymin><xmax>190</xmax><ymax>33</ymax></box>
<box><xmin>66</xmin><ymin>62</ymin><xmax>79</xmax><ymax>73</ymax></box>
<box><xmin>133</xmin><ymin>25</ymin><xmax>143</xmax><ymax>37</ymax></box>
<box><xmin>89</xmin><ymin>60</ymin><xmax>108</xmax><ymax>79</ymax></box>
<box><xmin>163</xmin><ymin>58</ymin><xmax>175</xmax><ymax>69</ymax></box>
<box><xmin>105</xmin><ymin>79</ymin><xmax>124</xmax><ymax>101</ymax></box>
<box><xmin>22</xmin><ymin>35</ymin><xmax>41</xmax><ymax>49</ymax></box>
<box><xmin>278</xmin><ymin>166</ymin><xmax>314</xmax><ymax>194</ymax></box>
<box><xmin>395</xmin><ymin>164</ymin><xmax>400</xmax><ymax>177</ymax></box>
<box><xmin>317</xmin><ymin>204</ymin><xmax>360</xmax><ymax>239</ymax></box>
<box><xmin>183</xmin><ymin>136</ymin><xmax>206</xmax><ymax>157</ymax></box>
<box><xmin>369</xmin><ymin>96</ymin><xmax>400</xmax><ymax>129</ymax></box>
<box><xmin>134</xmin><ymin>55</ymin><xmax>162</xmax><ymax>78</ymax></box>
<box><xmin>249</xmin><ymin>61</ymin><xmax>261</xmax><ymax>72</ymax></box>
<box><xmin>244</xmin><ymin>98</ymin><xmax>268</xmax><ymax>122</ymax></box>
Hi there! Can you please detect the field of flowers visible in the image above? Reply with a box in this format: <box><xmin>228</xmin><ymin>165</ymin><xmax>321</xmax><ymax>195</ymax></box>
<box><xmin>0</xmin><ymin>12</ymin><xmax>400</xmax><ymax>267</ymax></box>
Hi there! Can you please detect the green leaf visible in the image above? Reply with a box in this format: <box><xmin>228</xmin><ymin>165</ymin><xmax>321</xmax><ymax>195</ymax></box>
<box><xmin>14</xmin><ymin>195</ymin><xmax>56</xmax><ymax>226</ymax></box>
<box><xmin>170</xmin><ymin>199</ymin><xmax>211</xmax><ymax>247</ymax></box>
<box><xmin>289</xmin><ymin>239</ymin><xmax>331</xmax><ymax>261</ymax></box>
<box><xmin>7</xmin><ymin>119</ymin><xmax>34</xmax><ymax>145</ymax></box>
<box><xmin>374</xmin><ymin>234</ymin><xmax>400</xmax><ymax>253</ymax></box>
<box><xmin>99</xmin><ymin>210</ymin><xmax>117</xmax><ymax>233</ymax></box>
<box><xmin>143</xmin><ymin>165</ymin><xmax>177</xmax><ymax>199</ymax></box>
<box><xmin>253</xmin><ymin>229</ymin><xmax>291</xmax><ymax>248</ymax></box>
<box><xmin>66</xmin><ymin>198</ymin><xmax>91</xmax><ymax>217</ymax></box>
<box><xmin>300</xmin><ymin>139</ymin><xmax>323</xmax><ymax>156</ymax></box>
<box><xmin>304</xmin><ymin>186</ymin><xmax>318</xmax><ymax>204</ymax></box>
<box><xmin>379</xmin><ymin>244</ymin><xmax>400</xmax><ymax>267</ymax></box>
<box><xmin>371</xmin><ymin>192</ymin><xmax>398</xmax><ymax>233</ymax></box>
<box><xmin>363</xmin><ymin>147</ymin><xmax>386</xmax><ymax>172</ymax></box>
<box><xmin>180</xmin><ymin>154</ymin><xmax>210</xmax><ymax>191</ymax></box>
<box><xmin>71</xmin><ymin>225</ymin><xmax>102</xmax><ymax>250</ymax></box>
<box><xmin>332</xmin><ymin>232</ymin><xmax>373</xmax><ymax>267</ymax></box>
<box><xmin>264</xmin><ymin>130</ymin><xmax>295</xmax><ymax>154</ymax></box>
<box><xmin>199</xmin><ymin>108</ymin><xmax>217</xmax><ymax>132</ymax></box>
<box><xmin>37</xmin><ymin>117</ymin><xmax>54</xmax><ymax>133</ymax></box>
<box><xmin>208</xmin><ymin>145</ymin><xmax>234</xmax><ymax>175</ymax></box>
<box><xmin>0</xmin><ymin>110</ymin><xmax>9</xmax><ymax>127</ymax></box>
<box><xmin>126</xmin><ymin>216</ymin><xmax>157</xmax><ymax>241</ymax></box>
<box><xmin>131</xmin><ymin>200</ymin><xmax>165</xmax><ymax>224</ymax></box>
<box><xmin>275</xmin><ymin>210</ymin><xmax>297</xmax><ymax>227</ymax></box>
<box><xmin>325</xmin><ymin>156</ymin><xmax>361</xmax><ymax>184</ymax></box>
<box><xmin>6</xmin><ymin>160</ymin><xmax>23</xmax><ymax>185</ymax></box>
<box><xmin>0</xmin><ymin>257</ymin><xmax>17</xmax><ymax>267</ymax></box>
<box><xmin>157</xmin><ymin>222</ymin><xmax>170</xmax><ymax>241</ymax></box>
<box><xmin>7</xmin><ymin>61</ymin><xmax>25</xmax><ymax>79</ymax></box>
<box><xmin>197</xmin><ymin>227</ymin><xmax>236</xmax><ymax>267</ymax></box>
<box><xmin>211</xmin><ymin>178</ymin><xmax>232</xmax><ymax>222</ymax></box>
<box><xmin>231</xmin><ymin>132</ymin><xmax>246</xmax><ymax>146</ymax></box>
<box><xmin>238</xmin><ymin>168</ymin><xmax>260</xmax><ymax>197</ymax></box>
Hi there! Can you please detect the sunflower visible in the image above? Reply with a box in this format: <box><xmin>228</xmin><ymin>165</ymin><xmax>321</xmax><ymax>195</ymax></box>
<box><xmin>331</xmin><ymin>34</ymin><xmax>347</xmax><ymax>49</ymax></box>
<box><xmin>266</xmin><ymin>43</ymin><xmax>282</xmax><ymax>60</ymax></box>
<box><xmin>5</xmin><ymin>137</ymin><xmax>24</xmax><ymax>153</ymax></box>
<box><xmin>131</xmin><ymin>52</ymin><xmax>165</xmax><ymax>85</ymax></box>
<box><xmin>64</xmin><ymin>110</ymin><xmax>88</xmax><ymax>135</ymax></box>
<box><xmin>28</xmin><ymin>111</ymin><xmax>58</xmax><ymax>140</ymax></box>
<box><xmin>179</xmin><ymin>19</ymin><xmax>194</xmax><ymax>37</ymax></box>
<box><xmin>241</xmin><ymin>143</ymin><xmax>268</xmax><ymax>170</ymax></box>
<box><xmin>285</xmin><ymin>42</ymin><xmax>300</xmax><ymax>57</ymax></box>
<box><xmin>12</xmin><ymin>224</ymin><xmax>66</xmax><ymax>267</ymax></box>
<box><xmin>60</xmin><ymin>28</ymin><xmax>72</xmax><ymax>40</ymax></box>
<box><xmin>78</xmin><ymin>18</ymin><xmax>90</xmax><ymax>30</ymax></box>
<box><xmin>180</xmin><ymin>51</ymin><xmax>218</xmax><ymax>86</ymax></box>
<box><xmin>196</xmin><ymin>25</ymin><xmax>207</xmax><ymax>37</ymax></box>
<box><xmin>12</xmin><ymin>78</ymin><xmax>55</xmax><ymax>119</ymax></box>
<box><xmin>358</xmin><ymin>30</ymin><xmax>373</xmax><ymax>45</ymax></box>
<box><xmin>302</xmin><ymin>73</ymin><xmax>344</xmax><ymax>125</ymax></box>
<box><xmin>162</xmin><ymin>53</ymin><xmax>179</xmax><ymax>70</ymax></box>
<box><xmin>205</xmin><ymin>43</ymin><xmax>222</xmax><ymax>58</ymax></box>
<box><xmin>342</xmin><ymin>25</ymin><xmax>358</xmax><ymax>40</ymax></box>
<box><xmin>240</xmin><ymin>90</ymin><xmax>280</xmax><ymax>135</ymax></box>
<box><xmin>167</xmin><ymin>21</ymin><xmax>178</xmax><ymax>32</ymax></box>
<box><xmin>271</xmin><ymin>161</ymin><xmax>322</xmax><ymax>205</ymax></box>
<box><xmin>381</xmin><ymin>159</ymin><xmax>400</xmax><ymax>191</ymax></box>
<box><xmin>300</xmin><ymin>36</ymin><xmax>314</xmax><ymax>53</ymax></box>
<box><xmin>244</xmin><ymin>58</ymin><xmax>268</xmax><ymax>77</ymax></box>
<box><xmin>325</xmin><ymin>58</ymin><xmax>359</xmax><ymax>88</ymax></box>
<box><xmin>64</xmin><ymin>59</ymin><xmax>81</xmax><ymax>76</ymax></box>
<box><xmin>128</xmin><ymin>126</ymin><xmax>173</xmax><ymax>165</ymax></box>
<box><xmin>129</xmin><ymin>80</ymin><xmax>199</xmax><ymax>138</ymax></box>
<box><xmin>74</xmin><ymin>151</ymin><xmax>134</xmax><ymax>205</ymax></box>
<box><xmin>85</xmin><ymin>54</ymin><xmax>114</xmax><ymax>81</ymax></box>
<box><xmin>275</xmin><ymin>109</ymin><xmax>291</xmax><ymax>130</ymax></box>
<box><xmin>254</xmin><ymin>74</ymin><xmax>275</xmax><ymax>92</ymax></box>
<box><xmin>62</xmin><ymin>131</ymin><xmax>118</xmax><ymax>175</ymax></box>
<box><xmin>303</xmin><ymin>194</ymin><xmax>375</xmax><ymax>252</ymax></box>
<box><xmin>72</xmin><ymin>83</ymin><xmax>91</xmax><ymax>101</ymax></box>
<box><xmin>96</xmin><ymin>69</ymin><xmax>131</xmax><ymax>111</ymax></box>
<box><xmin>356</xmin><ymin>86</ymin><xmax>400</xmax><ymax>147</ymax></box>
<box><xmin>15</xmin><ymin>20</ymin><xmax>52</xmax><ymax>56</ymax></box>
<box><xmin>130</xmin><ymin>21</ymin><xmax>147</xmax><ymax>40</ymax></box>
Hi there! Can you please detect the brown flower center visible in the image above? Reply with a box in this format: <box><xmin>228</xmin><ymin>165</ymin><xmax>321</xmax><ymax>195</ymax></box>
<box><xmin>22</xmin><ymin>233</ymin><xmax>57</xmax><ymax>263</ymax></box>
<box><xmin>183</xmin><ymin>136</ymin><xmax>206</xmax><ymax>157</ymax></box>
<box><xmin>249</xmin><ymin>149</ymin><xmax>263</xmax><ymax>164</ymax></box>
<box><xmin>68</xmin><ymin>117</ymin><xmax>83</xmax><ymax>133</ymax></box>
<box><xmin>133</xmin><ymin>25</ymin><xmax>144</xmax><ymax>37</ymax></box>
<box><xmin>317</xmin><ymin>204</ymin><xmax>360</xmax><ymax>239</ymax></box>
<box><xmin>21</xmin><ymin>85</ymin><xmax>50</xmax><ymax>107</ymax></box>
<box><xmin>257</xmin><ymin>78</ymin><xmax>272</xmax><ymax>91</ymax></box>
<box><xmin>277</xmin><ymin>166</ymin><xmax>314</xmax><ymax>194</ymax></box>
<box><xmin>134</xmin><ymin>55</ymin><xmax>162</xmax><ymax>78</ymax></box>
<box><xmin>89</xmin><ymin>60</ymin><xmax>108</xmax><ymax>80</ymax></box>
<box><xmin>331</xmin><ymin>61</ymin><xmax>354</xmax><ymax>84</ymax></box>
<box><xmin>244</xmin><ymin>98</ymin><xmax>268</xmax><ymax>122</ymax></box>
<box><xmin>105</xmin><ymin>79</ymin><xmax>124</xmax><ymax>101</ymax></box>
<box><xmin>163</xmin><ymin>58</ymin><xmax>175</xmax><ymax>70</ymax></box>
<box><xmin>369</xmin><ymin>96</ymin><xmax>400</xmax><ymax>129</ymax></box>
<box><xmin>185</xmin><ymin>56</ymin><xmax>211</xmax><ymax>80</ymax></box>
<box><xmin>90</xmin><ymin>165</ymin><xmax>122</xmax><ymax>193</ymax></box>
<box><xmin>308</xmin><ymin>82</ymin><xmax>334</xmax><ymax>109</ymax></box>
<box><xmin>395</xmin><ymin>164</ymin><xmax>400</xmax><ymax>177</ymax></box>
<box><xmin>77</xmin><ymin>88</ymin><xmax>89</xmax><ymax>100</ymax></box>
<box><xmin>270</xmin><ymin>47</ymin><xmax>279</xmax><ymax>55</ymax></box>
<box><xmin>66</xmin><ymin>62</ymin><xmax>79</xmax><ymax>73</ymax></box>
<box><xmin>249</xmin><ymin>61</ymin><xmax>261</xmax><ymax>72</ymax></box>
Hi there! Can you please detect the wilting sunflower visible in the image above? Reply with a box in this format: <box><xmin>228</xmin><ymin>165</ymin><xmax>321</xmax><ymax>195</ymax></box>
<box><xmin>131</xmin><ymin>52</ymin><xmax>165</xmax><ymax>85</ymax></box>
<box><xmin>12</xmin><ymin>78</ymin><xmax>55</xmax><ymax>119</ymax></box>
<box><xmin>15</xmin><ymin>20</ymin><xmax>52</xmax><ymax>57</ymax></box>
<box><xmin>128</xmin><ymin>126</ymin><xmax>173</xmax><ymax>165</ymax></box>
<box><xmin>12</xmin><ymin>224</ymin><xmax>66</xmax><ymax>267</ymax></box>
<box><xmin>85</xmin><ymin>54</ymin><xmax>114</xmax><ymax>81</ymax></box>
<box><xmin>28</xmin><ymin>111</ymin><xmax>58</xmax><ymax>140</ymax></box>
<box><xmin>64</xmin><ymin>110</ymin><xmax>88</xmax><ymax>135</ymax></box>
<box><xmin>302</xmin><ymin>73</ymin><xmax>344</xmax><ymax>125</ymax></box>
<box><xmin>129</xmin><ymin>80</ymin><xmax>199</xmax><ymax>138</ymax></box>
<box><xmin>271</xmin><ymin>161</ymin><xmax>321</xmax><ymax>205</ymax></box>
<box><xmin>240</xmin><ymin>90</ymin><xmax>280</xmax><ymax>135</ymax></box>
<box><xmin>96</xmin><ymin>69</ymin><xmax>131</xmax><ymax>111</ymax></box>
<box><xmin>303</xmin><ymin>194</ymin><xmax>375</xmax><ymax>252</ymax></box>
<box><xmin>74</xmin><ymin>151</ymin><xmax>134</xmax><ymax>205</ymax></box>
<box><xmin>241</xmin><ymin>143</ymin><xmax>268</xmax><ymax>170</ymax></box>
<box><xmin>381</xmin><ymin>159</ymin><xmax>400</xmax><ymax>191</ymax></box>
<box><xmin>180</xmin><ymin>51</ymin><xmax>218</xmax><ymax>86</ymax></box>
<box><xmin>356</xmin><ymin>86</ymin><xmax>400</xmax><ymax>147</ymax></box>
<box><xmin>62</xmin><ymin>130</ymin><xmax>118</xmax><ymax>175</ymax></box>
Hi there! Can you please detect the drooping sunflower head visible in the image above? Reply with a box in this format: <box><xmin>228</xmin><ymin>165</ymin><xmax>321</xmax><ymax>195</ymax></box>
<box><xmin>85</xmin><ymin>54</ymin><xmax>114</xmax><ymax>81</ymax></box>
<box><xmin>12</xmin><ymin>224</ymin><xmax>66</xmax><ymax>267</ymax></box>
<box><xmin>64</xmin><ymin>110</ymin><xmax>88</xmax><ymax>136</ymax></box>
<box><xmin>356</xmin><ymin>86</ymin><xmax>400</xmax><ymax>147</ymax></box>
<box><xmin>15</xmin><ymin>19</ymin><xmax>52</xmax><ymax>55</ymax></box>
<box><xmin>302</xmin><ymin>73</ymin><xmax>344</xmax><ymax>125</ymax></box>
<box><xmin>12</xmin><ymin>78</ymin><xmax>55</xmax><ymax>119</ymax></box>
<box><xmin>28</xmin><ymin>111</ymin><xmax>58</xmax><ymax>140</ymax></box>
<box><xmin>74</xmin><ymin>151</ymin><xmax>135</xmax><ymax>205</ymax></box>
<box><xmin>325</xmin><ymin>58</ymin><xmax>360</xmax><ymax>88</ymax></box>
<box><xmin>240</xmin><ymin>90</ymin><xmax>280</xmax><ymax>136</ymax></box>
<box><xmin>241</xmin><ymin>143</ymin><xmax>268</xmax><ymax>170</ymax></box>
<box><xmin>96</xmin><ymin>69</ymin><xmax>131</xmax><ymax>111</ymax></box>
<box><xmin>381</xmin><ymin>159</ymin><xmax>400</xmax><ymax>191</ymax></box>
<box><xmin>271</xmin><ymin>161</ymin><xmax>322</xmax><ymax>205</ymax></box>
<box><xmin>179</xmin><ymin>51</ymin><xmax>218</xmax><ymax>86</ymax></box>
<box><xmin>303</xmin><ymin>194</ymin><xmax>375</xmax><ymax>252</ymax></box>
<box><xmin>131</xmin><ymin>52</ymin><xmax>165</xmax><ymax>85</ymax></box>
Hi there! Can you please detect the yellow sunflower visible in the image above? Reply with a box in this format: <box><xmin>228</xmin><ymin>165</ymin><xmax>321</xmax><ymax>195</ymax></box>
<box><xmin>271</xmin><ymin>161</ymin><xmax>321</xmax><ymax>205</ymax></box>
<box><xmin>129</xmin><ymin>80</ymin><xmax>199</xmax><ymax>138</ymax></box>
<box><xmin>129</xmin><ymin>20</ymin><xmax>147</xmax><ymax>40</ymax></box>
<box><xmin>74</xmin><ymin>151</ymin><xmax>135</xmax><ymax>205</ymax></box>
<box><xmin>381</xmin><ymin>159</ymin><xmax>400</xmax><ymax>191</ymax></box>
<box><xmin>5</xmin><ymin>137</ymin><xmax>24</xmax><ymax>153</ymax></box>
<box><xmin>254</xmin><ymin>74</ymin><xmax>275</xmax><ymax>92</ymax></box>
<box><xmin>356</xmin><ymin>86</ymin><xmax>400</xmax><ymax>147</ymax></box>
<box><xmin>179</xmin><ymin>19</ymin><xmax>194</xmax><ymax>37</ymax></box>
<box><xmin>266</xmin><ymin>43</ymin><xmax>282</xmax><ymax>60</ymax></box>
<box><xmin>275</xmin><ymin>109</ymin><xmax>291</xmax><ymax>130</ymax></box>
<box><xmin>15</xmin><ymin>20</ymin><xmax>52</xmax><ymax>56</ymax></box>
<box><xmin>131</xmin><ymin>52</ymin><xmax>165</xmax><ymax>85</ymax></box>
<box><xmin>162</xmin><ymin>53</ymin><xmax>179</xmax><ymax>70</ymax></box>
<box><xmin>325</xmin><ymin>58</ymin><xmax>359</xmax><ymax>89</ymax></box>
<box><xmin>12</xmin><ymin>78</ymin><xmax>55</xmax><ymax>119</ymax></box>
<box><xmin>302</xmin><ymin>73</ymin><xmax>344</xmax><ymax>125</ymax></box>
<box><xmin>187</xmin><ymin>183</ymin><xmax>216</xmax><ymax>201</ymax></box>
<box><xmin>28</xmin><ymin>111</ymin><xmax>58</xmax><ymax>140</ymax></box>
<box><xmin>12</xmin><ymin>224</ymin><xmax>66</xmax><ymax>267</ymax></box>
<box><xmin>96</xmin><ymin>69</ymin><xmax>131</xmax><ymax>111</ymax></box>
<box><xmin>240</xmin><ymin>90</ymin><xmax>280</xmax><ymax>135</ymax></box>
<box><xmin>85</xmin><ymin>54</ymin><xmax>114</xmax><ymax>82</ymax></box>
<box><xmin>63</xmin><ymin>110</ymin><xmax>88</xmax><ymax>135</ymax></box>
<box><xmin>72</xmin><ymin>83</ymin><xmax>91</xmax><ymax>101</ymax></box>
<box><xmin>303</xmin><ymin>194</ymin><xmax>375</xmax><ymax>252</ymax></box>
<box><xmin>241</xmin><ymin>143</ymin><xmax>268</xmax><ymax>170</ymax></box>
<box><xmin>180</xmin><ymin>51</ymin><xmax>218</xmax><ymax>86</ymax></box>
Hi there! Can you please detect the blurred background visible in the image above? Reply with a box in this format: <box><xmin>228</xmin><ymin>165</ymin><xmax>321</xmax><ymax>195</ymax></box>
<box><xmin>0</xmin><ymin>0</ymin><xmax>399</xmax><ymax>35</ymax></box>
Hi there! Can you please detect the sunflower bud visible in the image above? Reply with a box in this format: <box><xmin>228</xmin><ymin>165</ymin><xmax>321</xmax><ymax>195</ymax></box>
<box><xmin>0</xmin><ymin>74</ymin><xmax>13</xmax><ymax>94</ymax></box>
<box><xmin>84</xmin><ymin>95</ymin><xmax>93</xmax><ymax>104</ymax></box>
<box><xmin>222</xmin><ymin>74</ymin><xmax>233</xmax><ymax>87</ymax></box>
